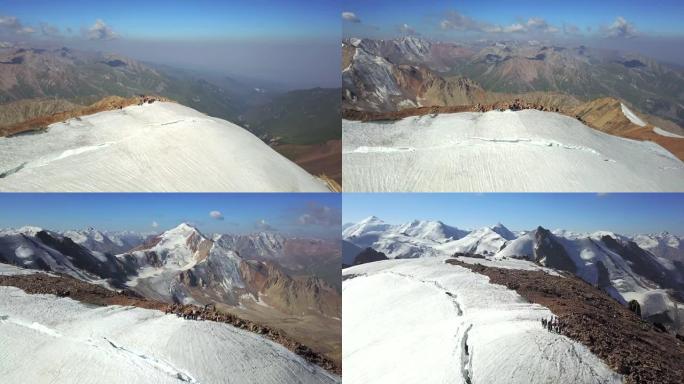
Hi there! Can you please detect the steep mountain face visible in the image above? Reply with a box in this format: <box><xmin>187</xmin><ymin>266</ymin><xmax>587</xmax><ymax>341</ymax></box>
<box><xmin>0</xmin><ymin>101</ymin><xmax>328</xmax><ymax>192</ymax></box>
<box><xmin>239</xmin><ymin>259</ymin><xmax>341</xmax><ymax>317</ymax></box>
<box><xmin>343</xmin><ymin>39</ymin><xmax>485</xmax><ymax>111</ymax></box>
<box><xmin>0</xmin><ymin>227</ymin><xmax>132</xmax><ymax>286</ymax></box>
<box><xmin>213</xmin><ymin>233</ymin><xmax>341</xmax><ymax>289</ymax></box>
<box><xmin>352</xmin><ymin>248</ymin><xmax>388</xmax><ymax>265</ymax></box>
<box><xmin>342</xmin><ymin>240</ymin><xmax>362</xmax><ymax>267</ymax></box>
<box><xmin>343</xmin><ymin>217</ymin><xmax>684</xmax><ymax>329</ymax></box>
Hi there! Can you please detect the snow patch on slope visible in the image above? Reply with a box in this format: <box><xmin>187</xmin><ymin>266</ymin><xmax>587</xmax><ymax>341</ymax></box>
<box><xmin>620</xmin><ymin>103</ymin><xmax>646</xmax><ymax>127</ymax></box>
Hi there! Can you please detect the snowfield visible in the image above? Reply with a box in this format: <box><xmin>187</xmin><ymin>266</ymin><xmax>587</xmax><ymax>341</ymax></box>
<box><xmin>342</xmin><ymin>110</ymin><xmax>684</xmax><ymax>191</ymax></box>
<box><xmin>0</xmin><ymin>102</ymin><xmax>327</xmax><ymax>192</ymax></box>
<box><xmin>342</xmin><ymin>258</ymin><xmax>621</xmax><ymax>384</ymax></box>
<box><xmin>0</xmin><ymin>286</ymin><xmax>339</xmax><ymax>384</ymax></box>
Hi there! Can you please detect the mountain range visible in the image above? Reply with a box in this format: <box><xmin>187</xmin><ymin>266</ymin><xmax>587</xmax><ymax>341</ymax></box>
<box><xmin>0</xmin><ymin>222</ymin><xmax>341</xmax><ymax>360</ymax></box>
<box><xmin>343</xmin><ymin>36</ymin><xmax>684</xmax><ymax>134</ymax></box>
<box><xmin>343</xmin><ymin>216</ymin><xmax>684</xmax><ymax>332</ymax></box>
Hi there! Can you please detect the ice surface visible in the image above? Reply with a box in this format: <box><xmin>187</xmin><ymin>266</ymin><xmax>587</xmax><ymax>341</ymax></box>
<box><xmin>342</xmin><ymin>110</ymin><xmax>684</xmax><ymax>191</ymax></box>
<box><xmin>0</xmin><ymin>286</ymin><xmax>338</xmax><ymax>384</ymax></box>
<box><xmin>342</xmin><ymin>258</ymin><xmax>621</xmax><ymax>384</ymax></box>
<box><xmin>0</xmin><ymin>102</ymin><xmax>327</xmax><ymax>192</ymax></box>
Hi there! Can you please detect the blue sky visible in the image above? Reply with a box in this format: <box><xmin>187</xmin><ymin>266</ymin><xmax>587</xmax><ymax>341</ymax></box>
<box><xmin>0</xmin><ymin>193</ymin><xmax>341</xmax><ymax>238</ymax></box>
<box><xmin>343</xmin><ymin>0</ymin><xmax>684</xmax><ymax>38</ymax></box>
<box><xmin>343</xmin><ymin>193</ymin><xmax>684</xmax><ymax>235</ymax></box>
<box><xmin>0</xmin><ymin>0</ymin><xmax>341</xmax><ymax>88</ymax></box>
<box><xmin>4</xmin><ymin>0</ymin><xmax>339</xmax><ymax>40</ymax></box>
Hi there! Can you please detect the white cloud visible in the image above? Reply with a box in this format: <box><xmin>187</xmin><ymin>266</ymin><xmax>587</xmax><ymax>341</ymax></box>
<box><xmin>297</xmin><ymin>202</ymin><xmax>340</xmax><ymax>227</ymax></box>
<box><xmin>342</xmin><ymin>12</ymin><xmax>360</xmax><ymax>23</ymax></box>
<box><xmin>563</xmin><ymin>23</ymin><xmax>581</xmax><ymax>35</ymax></box>
<box><xmin>40</xmin><ymin>23</ymin><xmax>61</xmax><ymax>37</ymax></box>
<box><xmin>440</xmin><ymin>11</ymin><xmax>494</xmax><ymax>32</ymax></box>
<box><xmin>606</xmin><ymin>16</ymin><xmax>637</xmax><ymax>39</ymax></box>
<box><xmin>440</xmin><ymin>12</ymin><xmax>557</xmax><ymax>35</ymax></box>
<box><xmin>502</xmin><ymin>18</ymin><xmax>558</xmax><ymax>34</ymax></box>
<box><xmin>84</xmin><ymin>19</ymin><xmax>117</xmax><ymax>40</ymax></box>
<box><xmin>255</xmin><ymin>219</ymin><xmax>275</xmax><ymax>231</ymax></box>
<box><xmin>503</xmin><ymin>23</ymin><xmax>526</xmax><ymax>33</ymax></box>
<box><xmin>399</xmin><ymin>23</ymin><xmax>417</xmax><ymax>35</ymax></box>
<box><xmin>151</xmin><ymin>221</ymin><xmax>159</xmax><ymax>228</ymax></box>
<box><xmin>209</xmin><ymin>210</ymin><xmax>224</xmax><ymax>220</ymax></box>
<box><xmin>0</xmin><ymin>15</ymin><xmax>34</xmax><ymax>35</ymax></box>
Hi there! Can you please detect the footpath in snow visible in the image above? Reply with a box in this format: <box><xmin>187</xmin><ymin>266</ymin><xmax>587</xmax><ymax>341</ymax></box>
<box><xmin>342</xmin><ymin>257</ymin><xmax>621</xmax><ymax>384</ymax></box>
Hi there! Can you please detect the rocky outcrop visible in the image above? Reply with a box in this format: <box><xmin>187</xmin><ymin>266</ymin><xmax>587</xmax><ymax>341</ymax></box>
<box><xmin>0</xmin><ymin>95</ymin><xmax>174</xmax><ymax>137</ymax></box>
<box><xmin>534</xmin><ymin>227</ymin><xmax>577</xmax><ymax>273</ymax></box>
<box><xmin>353</xmin><ymin>248</ymin><xmax>389</xmax><ymax>265</ymax></box>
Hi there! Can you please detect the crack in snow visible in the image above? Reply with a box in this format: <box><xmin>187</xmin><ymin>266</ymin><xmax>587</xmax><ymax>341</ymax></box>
<box><xmin>0</xmin><ymin>161</ymin><xmax>27</xmax><ymax>178</ymax></box>
<box><xmin>460</xmin><ymin>324</ymin><xmax>474</xmax><ymax>384</ymax></box>
<box><xmin>384</xmin><ymin>271</ymin><xmax>463</xmax><ymax>316</ymax></box>
<box><xmin>345</xmin><ymin>138</ymin><xmax>616</xmax><ymax>162</ymax></box>
<box><xmin>102</xmin><ymin>337</ymin><xmax>199</xmax><ymax>383</ymax></box>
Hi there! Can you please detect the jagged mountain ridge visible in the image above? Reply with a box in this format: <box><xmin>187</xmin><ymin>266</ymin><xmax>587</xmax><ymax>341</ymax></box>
<box><xmin>0</xmin><ymin>223</ymin><xmax>340</xmax><ymax>319</ymax></box>
<box><xmin>343</xmin><ymin>36</ymin><xmax>684</xmax><ymax>130</ymax></box>
<box><xmin>343</xmin><ymin>216</ymin><xmax>684</xmax><ymax>331</ymax></box>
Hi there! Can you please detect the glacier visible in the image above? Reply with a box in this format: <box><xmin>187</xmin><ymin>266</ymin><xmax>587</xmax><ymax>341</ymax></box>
<box><xmin>342</xmin><ymin>257</ymin><xmax>621</xmax><ymax>384</ymax></box>
<box><xmin>342</xmin><ymin>109</ymin><xmax>684</xmax><ymax>192</ymax></box>
<box><xmin>0</xmin><ymin>102</ymin><xmax>327</xmax><ymax>192</ymax></box>
<box><xmin>0</xmin><ymin>285</ymin><xmax>338</xmax><ymax>384</ymax></box>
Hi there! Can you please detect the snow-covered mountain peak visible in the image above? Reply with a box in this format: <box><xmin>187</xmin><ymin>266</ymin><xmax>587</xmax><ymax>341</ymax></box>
<box><xmin>395</xmin><ymin>219</ymin><xmax>464</xmax><ymax>242</ymax></box>
<box><xmin>142</xmin><ymin>223</ymin><xmax>211</xmax><ymax>269</ymax></box>
<box><xmin>360</xmin><ymin>215</ymin><xmax>383</xmax><ymax>224</ymax></box>
<box><xmin>162</xmin><ymin>222</ymin><xmax>203</xmax><ymax>239</ymax></box>
<box><xmin>342</xmin><ymin>216</ymin><xmax>392</xmax><ymax>239</ymax></box>
<box><xmin>13</xmin><ymin>226</ymin><xmax>45</xmax><ymax>237</ymax></box>
<box><xmin>490</xmin><ymin>223</ymin><xmax>516</xmax><ymax>240</ymax></box>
